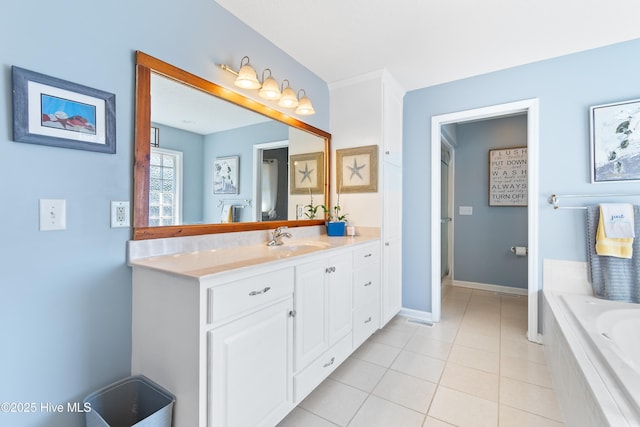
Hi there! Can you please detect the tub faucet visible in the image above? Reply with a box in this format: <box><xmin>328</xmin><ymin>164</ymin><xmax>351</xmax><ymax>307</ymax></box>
<box><xmin>267</xmin><ymin>226</ymin><xmax>292</xmax><ymax>246</ymax></box>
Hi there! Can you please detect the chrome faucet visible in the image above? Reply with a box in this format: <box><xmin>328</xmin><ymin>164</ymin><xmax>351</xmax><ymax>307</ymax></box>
<box><xmin>267</xmin><ymin>226</ymin><xmax>292</xmax><ymax>246</ymax></box>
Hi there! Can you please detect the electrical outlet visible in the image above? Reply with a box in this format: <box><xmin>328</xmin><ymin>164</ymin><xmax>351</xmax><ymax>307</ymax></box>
<box><xmin>111</xmin><ymin>201</ymin><xmax>130</xmax><ymax>228</ymax></box>
<box><xmin>40</xmin><ymin>199</ymin><xmax>66</xmax><ymax>231</ymax></box>
<box><xmin>296</xmin><ymin>204</ymin><xmax>304</xmax><ymax>219</ymax></box>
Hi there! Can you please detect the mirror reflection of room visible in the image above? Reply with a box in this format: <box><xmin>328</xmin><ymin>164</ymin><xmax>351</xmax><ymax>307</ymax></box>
<box><xmin>149</xmin><ymin>72</ymin><xmax>323</xmax><ymax>226</ymax></box>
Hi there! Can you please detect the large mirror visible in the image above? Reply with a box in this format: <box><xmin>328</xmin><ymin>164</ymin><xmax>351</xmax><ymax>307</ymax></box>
<box><xmin>133</xmin><ymin>52</ymin><xmax>330</xmax><ymax>240</ymax></box>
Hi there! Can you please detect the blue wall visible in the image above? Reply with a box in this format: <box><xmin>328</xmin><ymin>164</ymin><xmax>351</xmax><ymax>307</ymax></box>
<box><xmin>0</xmin><ymin>1</ymin><xmax>328</xmax><ymax>426</ymax></box>
<box><xmin>403</xmin><ymin>38</ymin><xmax>640</xmax><ymax>313</ymax></box>
<box><xmin>204</xmin><ymin>121</ymin><xmax>289</xmax><ymax>223</ymax></box>
<box><xmin>453</xmin><ymin>115</ymin><xmax>528</xmax><ymax>289</ymax></box>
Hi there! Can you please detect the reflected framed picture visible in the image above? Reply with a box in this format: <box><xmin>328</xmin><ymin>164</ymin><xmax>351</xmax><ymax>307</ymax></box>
<box><xmin>213</xmin><ymin>156</ymin><xmax>239</xmax><ymax>194</ymax></box>
<box><xmin>336</xmin><ymin>145</ymin><xmax>378</xmax><ymax>193</ymax></box>
<box><xmin>590</xmin><ymin>98</ymin><xmax>640</xmax><ymax>183</ymax></box>
<box><xmin>290</xmin><ymin>152</ymin><xmax>324</xmax><ymax>194</ymax></box>
<box><xmin>12</xmin><ymin>66</ymin><xmax>116</xmax><ymax>154</ymax></box>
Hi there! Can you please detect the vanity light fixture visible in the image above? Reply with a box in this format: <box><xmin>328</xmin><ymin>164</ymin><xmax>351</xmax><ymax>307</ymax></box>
<box><xmin>278</xmin><ymin>80</ymin><xmax>299</xmax><ymax>108</ymax></box>
<box><xmin>295</xmin><ymin>89</ymin><xmax>315</xmax><ymax>115</ymax></box>
<box><xmin>234</xmin><ymin>56</ymin><xmax>261</xmax><ymax>90</ymax></box>
<box><xmin>258</xmin><ymin>69</ymin><xmax>281</xmax><ymax>100</ymax></box>
<box><xmin>219</xmin><ymin>57</ymin><xmax>315</xmax><ymax>115</ymax></box>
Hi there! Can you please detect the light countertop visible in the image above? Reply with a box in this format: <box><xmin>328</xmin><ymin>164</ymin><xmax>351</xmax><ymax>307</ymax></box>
<box><xmin>129</xmin><ymin>229</ymin><xmax>380</xmax><ymax>279</ymax></box>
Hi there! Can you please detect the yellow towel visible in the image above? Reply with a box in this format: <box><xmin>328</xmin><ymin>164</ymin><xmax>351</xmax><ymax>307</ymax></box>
<box><xmin>595</xmin><ymin>206</ymin><xmax>633</xmax><ymax>258</ymax></box>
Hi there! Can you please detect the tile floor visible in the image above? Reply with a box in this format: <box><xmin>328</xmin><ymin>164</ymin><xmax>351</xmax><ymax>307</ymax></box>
<box><xmin>278</xmin><ymin>286</ymin><xmax>564</xmax><ymax>427</ymax></box>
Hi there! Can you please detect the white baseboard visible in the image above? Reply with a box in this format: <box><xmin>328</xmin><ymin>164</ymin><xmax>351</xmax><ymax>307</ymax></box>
<box><xmin>453</xmin><ymin>280</ymin><xmax>528</xmax><ymax>296</ymax></box>
<box><xmin>398</xmin><ymin>308</ymin><xmax>435</xmax><ymax>322</ymax></box>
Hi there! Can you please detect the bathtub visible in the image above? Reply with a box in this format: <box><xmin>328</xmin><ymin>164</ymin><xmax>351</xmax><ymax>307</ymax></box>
<box><xmin>544</xmin><ymin>290</ymin><xmax>640</xmax><ymax>426</ymax></box>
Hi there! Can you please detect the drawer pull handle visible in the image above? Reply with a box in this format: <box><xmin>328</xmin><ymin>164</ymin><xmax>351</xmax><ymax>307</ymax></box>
<box><xmin>364</xmin><ymin>317</ymin><xmax>372</xmax><ymax>324</ymax></box>
<box><xmin>364</xmin><ymin>253</ymin><xmax>372</xmax><ymax>258</ymax></box>
<box><xmin>249</xmin><ymin>286</ymin><xmax>271</xmax><ymax>296</ymax></box>
<box><xmin>364</xmin><ymin>281</ymin><xmax>372</xmax><ymax>287</ymax></box>
<box><xmin>323</xmin><ymin>357</ymin><xmax>335</xmax><ymax>368</ymax></box>
<box><xmin>325</xmin><ymin>266</ymin><xmax>336</xmax><ymax>274</ymax></box>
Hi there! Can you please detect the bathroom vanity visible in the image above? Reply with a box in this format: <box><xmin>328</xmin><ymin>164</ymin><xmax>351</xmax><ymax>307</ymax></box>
<box><xmin>129</xmin><ymin>229</ymin><xmax>384</xmax><ymax>427</ymax></box>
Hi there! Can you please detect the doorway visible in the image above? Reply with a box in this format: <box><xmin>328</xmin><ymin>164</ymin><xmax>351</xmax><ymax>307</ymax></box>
<box><xmin>430</xmin><ymin>99</ymin><xmax>540</xmax><ymax>343</ymax></box>
<box><xmin>253</xmin><ymin>140</ymin><xmax>289</xmax><ymax>222</ymax></box>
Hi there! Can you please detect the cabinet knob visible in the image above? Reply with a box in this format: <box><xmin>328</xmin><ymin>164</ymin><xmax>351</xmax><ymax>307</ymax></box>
<box><xmin>364</xmin><ymin>281</ymin><xmax>372</xmax><ymax>287</ymax></box>
<box><xmin>249</xmin><ymin>286</ymin><xmax>271</xmax><ymax>296</ymax></box>
<box><xmin>325</xmin><ymin>266</ymin><xmax>336</xmax><ymax>274</ymax></box>
<box><xmin>364</xmin><ymin>317</ymin><xmax>372</xmax><ymax>324</ymax></box>
<box><xmin>364</xmin><ymin>253</ymin><xmax>372</xmax><ymax>258</ymax></box>
<box><xmin>385</xmin><ymin>150</ymin><xmax>390</xmax><ymax>155</ymax></box>
<box><xmin>385</xmin><ymin>242</ymin><xmax>390</xmax><ymax>246</ymax></box>
<box><xmin>289</xmin><ymin>310</ymin><xmax>297</xmax><ymax>318</ymax></box>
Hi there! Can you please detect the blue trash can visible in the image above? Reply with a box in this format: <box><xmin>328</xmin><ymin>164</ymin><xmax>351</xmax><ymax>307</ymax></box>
<box><xmin>83</xmin><ymin>375</ymin><xmax>175</xmax><ymax>427</ymax></box>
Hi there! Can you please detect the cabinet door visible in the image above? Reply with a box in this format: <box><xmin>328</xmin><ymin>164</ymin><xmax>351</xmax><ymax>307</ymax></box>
<box><xmin>382</xmin><ymin>237</ymin><xmax>402</xmax><ymax>326</ymax></box>
<box><xmin>327</xmin><ymin>253</ymin><xmax>353</xmax><ymax>346</ymax></box>
<box><xmin>209</xmin><ymin>298</ymin><xmax>293</xmax><ymax>427</ymax></box>
<box><xmin>382</xmin><ymin>81</ymin><xmax>403</xmax><ymax>167</ymax></box>
<box><xmin>294</xmin><ymin>259</ymin><xmax>328</xmax><ymax>371</ymax></box>
<box><xmin>382</xmin><ymin>158</ymin><xmax>402</xmax><ymax>327</ymax></box>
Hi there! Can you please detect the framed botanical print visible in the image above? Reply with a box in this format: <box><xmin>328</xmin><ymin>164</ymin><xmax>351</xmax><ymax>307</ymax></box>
<box><xmin>290</xmin><ymin>152</ymin><xmax>324</xmax><ymax>194</ymax></box>
<box><xmin>336</xmin><ymin>145</ymin><xmax>378</xmax><ymax>193</ymax></box>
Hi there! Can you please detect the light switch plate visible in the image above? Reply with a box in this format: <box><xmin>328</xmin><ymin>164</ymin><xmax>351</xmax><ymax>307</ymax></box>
<box><xmin>40</xmin><ymin>199</ymin><xmax>66</xmax><ymax>231</ymax></box>
<box><xmin>111</xmin><ymin>201</ymin><xmax>130</xmax><ymax>228</ymax></box>
<box><xmin>459</xmin><ymin>206</ymin><xmax>473</xmax><ymax>216</ymax></box>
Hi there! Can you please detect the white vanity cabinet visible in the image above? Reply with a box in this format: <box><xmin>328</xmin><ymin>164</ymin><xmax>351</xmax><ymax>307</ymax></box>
<box><xmin>130</xmin><ymin>235</ymin><xmax>380</xmax><ymax>427</ymax></box>
<box><xmin>132</xmin><ymin>265</ymin><xmax>295</xmax><ymax>427</ymax></box>
<box><xmin>293</xmin><ymin>249</ymin><xmax>353</xmax><ymax>402</ymax></box>
<box><xmin>208</xmin><ymin>269</ymin><xmax>295</xmax><ymax>427</ymax></box>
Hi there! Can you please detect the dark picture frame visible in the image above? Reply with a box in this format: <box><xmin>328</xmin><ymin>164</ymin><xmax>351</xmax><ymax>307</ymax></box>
<box><xmin>488</xmin><ymin>146</ymin><xmax>528</xmax><ymax>206</ymax></box>
<box><xmin>12</xmin><ymin>66</ymin><xmax>116</xmax><ymax>154</ymax></box>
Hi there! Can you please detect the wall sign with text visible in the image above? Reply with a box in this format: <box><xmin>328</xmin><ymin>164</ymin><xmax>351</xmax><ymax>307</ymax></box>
<box><xmin>489</xmin><ymin>147</ymin><xmax>527</xmax><ymax>206</ymax></box>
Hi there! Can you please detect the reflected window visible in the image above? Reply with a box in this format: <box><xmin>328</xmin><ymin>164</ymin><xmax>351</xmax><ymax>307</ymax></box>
<box><xmin>149</xmin><ymin>147</ymin><xmax>183</xmax><ymax>226</ymax></box>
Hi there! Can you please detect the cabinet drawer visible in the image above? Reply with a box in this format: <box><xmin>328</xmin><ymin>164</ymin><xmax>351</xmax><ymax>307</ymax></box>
<box><xmin>353</xmin><ymin>244</ymin><xmax>380</xmax><ymax>268</ymax></box>
<box><xmin>294</xmin><ymin>333</ymin><xmax>352</xmax><ymax>403</ymax></box>
<box><xmin>353</xmin><ymin>268</ymin><xmax>380</xmax><ymax>309</ymax></box>
<box><xmin>353</xmin><ymin>304</ymin><xmax>380</xmax><ymax>349</ymax></box>
<box><xmin>208</xmin><ymin>268</ymin><xmax>294</xmax><ymax>324</ymax></box>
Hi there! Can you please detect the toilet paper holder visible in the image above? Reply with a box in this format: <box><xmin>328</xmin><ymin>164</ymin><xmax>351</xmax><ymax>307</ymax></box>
<box><xmin>510</xmin><ymin>246</ymin><xmax>528</xmax><ymax>256</ymax></box>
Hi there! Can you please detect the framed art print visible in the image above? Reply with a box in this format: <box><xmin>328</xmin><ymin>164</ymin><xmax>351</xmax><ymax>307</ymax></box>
<box><xmin>489</xmin><ymin>147</ymin><xmax>528</xmax><ymax>206</ymax></box>
<box><xmin>290</xmin><ymin>152</ymin><xmax>324</xmax><ymax>194</ymax></box>
<box><xmin>12</xmin><ymin>66</ymin><xmax>116</xmax><ymax>154</ymax></box>
<box><xmin>590</xmin><ymin>98</ymin><xmax>640</xmax><ymax>183</ymax></box>
<box><xmin>213</xmin><ymin>156</ymin><xmax>239</xmax><ymax>194</ymax></box>
<box><xmin>336</xmin><ymin>145</ymin><xmax>378</xmax><ymax>193</ymax></box>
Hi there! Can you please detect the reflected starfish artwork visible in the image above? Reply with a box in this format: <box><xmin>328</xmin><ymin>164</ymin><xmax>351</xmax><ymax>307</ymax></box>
<box><xmin>298</xmin><ymin>162</ymin><xmax>314</xmax><ymax>183</ymax></box>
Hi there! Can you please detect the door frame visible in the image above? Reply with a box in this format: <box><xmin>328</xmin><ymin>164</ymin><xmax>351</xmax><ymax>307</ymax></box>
<box><xmin>430</xmin><ymin>98</ymin><xmax>540</xmax><ymax>343</ymax></box>
<box><xmin>440</xmin><ymin>137</ymin><xmax>455</xmax><ymax>284</ymax></box>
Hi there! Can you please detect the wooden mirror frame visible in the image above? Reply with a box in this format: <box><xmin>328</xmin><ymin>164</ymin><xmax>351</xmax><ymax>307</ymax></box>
<box><xmin>133</xmin><ymin>51</ymin><xmax>330</xmax><ymax>240</ymax></box>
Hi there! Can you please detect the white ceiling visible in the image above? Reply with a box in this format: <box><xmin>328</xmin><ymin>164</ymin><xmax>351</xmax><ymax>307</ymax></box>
<box><xmin>215</xmin><ymin>0</ymin><xmax>640</xmax><ymax>91</ymax></box>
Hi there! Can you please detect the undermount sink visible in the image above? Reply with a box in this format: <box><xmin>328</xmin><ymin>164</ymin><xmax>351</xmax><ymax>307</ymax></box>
<box><xmin>267</xmin><ymin>240</ymin><xmax>331</xmax><ymax>251</ymax></box>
